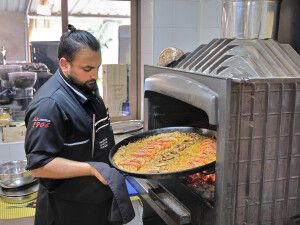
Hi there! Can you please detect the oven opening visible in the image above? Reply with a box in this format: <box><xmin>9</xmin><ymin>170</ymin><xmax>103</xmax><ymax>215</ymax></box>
<box><xmin>145</xmin><ymin>91</ymin><xmax>216</xmax><ymax>131</ymax></box>
<box><xmin>144</xmin><ymin>91</ymin><xmax>217</xmax><ymax>224</ymax></box>
<box><xmin>182</xmin><ymin>171</ymin><xmax>216</xmax><ymax>207</ymax></box>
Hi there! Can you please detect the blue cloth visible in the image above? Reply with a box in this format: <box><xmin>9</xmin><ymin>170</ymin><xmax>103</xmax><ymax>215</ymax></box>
<box><xmin>88</xmin><ymin>162</ymin><xmax>135</xmax><ymax>224</ymax></box>
<box><xmin>125</xmin><ymin>180</ymin><xmax>138</xmax><ymax>196</ymax></box>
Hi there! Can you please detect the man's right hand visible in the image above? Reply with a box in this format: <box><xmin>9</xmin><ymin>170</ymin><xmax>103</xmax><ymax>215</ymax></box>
<box><xmin>30</xmin><ymin>157</ymin><xmax>107</xmax><ymax>185</ymax></box>
<box><xmin>90</xmin><ymin>165</ymin><xmax>108</xmax><ymax>185</ymax></box>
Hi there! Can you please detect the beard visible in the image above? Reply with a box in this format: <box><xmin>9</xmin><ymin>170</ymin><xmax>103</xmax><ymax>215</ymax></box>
<box><xmin>68</xmin><ymin>74</ymin><xmax>97</xmax><ymax>94</ymax></box>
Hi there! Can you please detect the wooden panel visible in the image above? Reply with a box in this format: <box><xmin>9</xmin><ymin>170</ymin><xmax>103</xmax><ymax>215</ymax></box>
<box><xmin>102</xmin><ymin>64</ymin><xmax>128</xmax><ymax>117</ymax></box>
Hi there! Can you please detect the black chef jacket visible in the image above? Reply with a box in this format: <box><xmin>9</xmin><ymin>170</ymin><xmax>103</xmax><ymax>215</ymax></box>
<box><xmin>25</xmin><ymin>69</ymin><xmax>115</xmax><ymax>225</ymax></box>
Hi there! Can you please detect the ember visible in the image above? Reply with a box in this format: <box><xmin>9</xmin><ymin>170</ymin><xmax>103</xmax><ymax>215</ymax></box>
<box><xmin>186</xmin><ymin>172</ymin><xmax>215</xmax><ymax>185</ymax></box>
<box><xmin>184</xmin><ymin>172</ymin><xmax>215</xmax><ymax>202</ymax></box>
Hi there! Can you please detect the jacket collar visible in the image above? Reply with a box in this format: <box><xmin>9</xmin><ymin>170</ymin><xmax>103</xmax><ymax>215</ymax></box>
<box><xmin>55</xmin><ymin>69</ymin><xmax>88</xmax><ymax>104</ymax></box>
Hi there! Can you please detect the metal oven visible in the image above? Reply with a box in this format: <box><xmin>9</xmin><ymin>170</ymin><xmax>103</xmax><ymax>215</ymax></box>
<box><xmin>127</xmin><ymin>38</ymin><xmax>300</xmax><ymax>225</ymax></box>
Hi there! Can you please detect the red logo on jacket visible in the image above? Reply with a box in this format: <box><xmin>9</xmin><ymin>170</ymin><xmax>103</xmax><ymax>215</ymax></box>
<box><xmin>32</xmin><ymin>116</ymin><xmax>52</xmax><ymax>128</ymax></box>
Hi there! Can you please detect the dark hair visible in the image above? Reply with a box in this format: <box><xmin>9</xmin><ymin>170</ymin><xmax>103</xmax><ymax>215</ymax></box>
<box><xmin>58</xmin><ymin>24</ymin><xmax>100</xmax><ymax>62</ymax></box>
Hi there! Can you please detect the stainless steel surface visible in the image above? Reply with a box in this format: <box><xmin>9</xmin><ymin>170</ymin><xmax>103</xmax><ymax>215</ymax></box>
<box><xmin>145</xmin><ymin>74</ymin><xmax>218</xmax><ymax>125</ymax></box>
<box><xmin>0</xmin><ymin>182</ymin><xmax>38</xmax><ymax>204</ymax></box>
<box><xmin>173</xmin><ymin>39</ymin><xmax>300</xmax><ymax>80</ymax></box>
<box><xmin>143</xmin><ymin>39</ymin><xmax>300</xmax><ymax>224</ymax></box>
<box><xmin>221</xmin><ymin>0</ymin><xmax>279</xmax><ymax>39</ymax></box>
<box><xmin>0</xmin><ymin>160</ymin><xmax>35</xmax><ymax>189</ymax></box>
<box><xmin>111</xmin><ymin>120</ymin><xmax>143</xmax><ymax>135</ymax></box>
<box><xmin>6</xmin><ymin>201</ymin><xmax>36</xmax><ymax>208</ymax></box>
<box><xmin>127</xmin><ymin>177</ymin><xmax>191</xmax><ymax>225</ymax></box>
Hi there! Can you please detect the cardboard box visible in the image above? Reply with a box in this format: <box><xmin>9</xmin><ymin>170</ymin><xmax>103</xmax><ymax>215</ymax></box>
<box><xmin>102</xmin><ymin>64</ymin><xmax>128</xmax><ymax>117</ymax></box>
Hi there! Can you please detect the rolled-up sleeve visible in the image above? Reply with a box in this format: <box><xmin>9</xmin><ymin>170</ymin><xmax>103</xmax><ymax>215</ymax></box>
<box><xmin>25</xmin><ymin>97</ymin><xmax>67</xmax><ymax>170</ymax></box>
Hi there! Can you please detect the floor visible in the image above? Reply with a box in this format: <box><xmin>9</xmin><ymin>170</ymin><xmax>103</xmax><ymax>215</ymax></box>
<box><xmin>0</xmin><ymin>217</ymin><xmax>34</xmax><ymax>225</ymax></box>
<box><xmin>0</xmin><ymin>198</ymin><xmax>144</xmax><ymax>225</ymax></box>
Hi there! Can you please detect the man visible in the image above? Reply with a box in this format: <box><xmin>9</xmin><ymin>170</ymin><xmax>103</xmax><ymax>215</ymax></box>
<box><xmin>25</xmin><ymin>25</ymin><xmax>116</xmax><ymax>225</ymax></box>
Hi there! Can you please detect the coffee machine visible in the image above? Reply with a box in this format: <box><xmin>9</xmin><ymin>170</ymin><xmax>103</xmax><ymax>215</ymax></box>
<box><xmin>8</xmin><ymin>72</ymin><xmax>37</xmax><ymax>121</ymax></box>
<box><xmin>0</xmin><ymin>65</ymin><xmax>22</xmax><ymax>106</ymax></box>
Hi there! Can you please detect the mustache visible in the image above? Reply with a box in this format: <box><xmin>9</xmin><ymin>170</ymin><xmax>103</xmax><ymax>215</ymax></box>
<box><xmin>85</xmin><ymin>79</ymin><xmax>97</xmax><ymax>84</ymax></box>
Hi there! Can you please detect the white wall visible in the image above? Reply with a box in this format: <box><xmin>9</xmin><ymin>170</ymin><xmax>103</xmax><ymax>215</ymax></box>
<box><xmin>140</xmin><ymin>0</ymin><xmax>222</xmax><ymax>119</ymax></box>
<box><xmin>0</xmin><ymin>11</ymin><xmax>27</xmax><ymax>61</ymax></box>
<box><xmin>198</xmin><ymin>0</ymin><xmax>222</xmax><ymax>44</ymax></box>
<box><xmin>140</xmin><ymin>0</ymin><xmax>222</xmax><ymax>75</ymax></box>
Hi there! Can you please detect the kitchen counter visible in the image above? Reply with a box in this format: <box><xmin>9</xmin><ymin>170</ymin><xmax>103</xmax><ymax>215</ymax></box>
<box><xmin>0</xmin><ymin>132</ymin><xmax>143</xmax><ymax>225</ymax></box>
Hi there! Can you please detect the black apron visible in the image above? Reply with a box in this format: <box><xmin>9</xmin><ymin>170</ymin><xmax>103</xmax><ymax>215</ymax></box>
<box><xmin>35</xmin><ymin>96</ymin><xmax>115</xmax><ymax>225</ymax></box>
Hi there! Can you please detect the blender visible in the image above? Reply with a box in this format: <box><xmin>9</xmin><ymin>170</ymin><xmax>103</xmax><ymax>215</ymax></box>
<box><xmin>8</xmin><ymin>72</ymin><xmax>37</xmax><ymax>121</ymax></box>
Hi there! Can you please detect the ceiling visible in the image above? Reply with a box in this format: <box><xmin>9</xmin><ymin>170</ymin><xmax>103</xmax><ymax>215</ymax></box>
<box><xmin>0</xmin><ymin>0</ymin><xmax>130</xmax><ymax>16</ymax></box>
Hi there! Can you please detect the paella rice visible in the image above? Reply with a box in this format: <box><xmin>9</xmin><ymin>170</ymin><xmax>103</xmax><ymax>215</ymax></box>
<box><xmin>112</xmin><ymin>131</ymin><xmax>216</xmax><ymax>173</ymax></box>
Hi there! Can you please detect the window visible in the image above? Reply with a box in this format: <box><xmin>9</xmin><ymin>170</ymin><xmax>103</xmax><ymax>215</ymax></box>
<box><xmin>28</xmin><ymin>0</ymin><xmax>139</xmax><ymax>121</ymax></box>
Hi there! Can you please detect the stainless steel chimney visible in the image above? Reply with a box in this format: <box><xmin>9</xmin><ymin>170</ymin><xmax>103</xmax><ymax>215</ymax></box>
<box><xmin>221</xmin><ymin>0</ymin><xmax>279</xmax><ymax>39</ymax></box>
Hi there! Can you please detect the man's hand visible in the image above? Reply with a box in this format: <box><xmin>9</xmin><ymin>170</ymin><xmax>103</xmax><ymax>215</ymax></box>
<box><xmin>90</xmin><ymin>166</ymin><xmax>108</xmax><ymax>185</ymax></box>
<box><xmin>30</xmin><ymin>157</ymin><xmax>107</xmax><ymax>185</ymax></box>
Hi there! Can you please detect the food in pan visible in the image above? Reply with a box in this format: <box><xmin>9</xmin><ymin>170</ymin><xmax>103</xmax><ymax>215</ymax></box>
<box><xmin>112</xmin><ymin>131</ymin><xmax>216</xmax><ymax>173</ymax></box>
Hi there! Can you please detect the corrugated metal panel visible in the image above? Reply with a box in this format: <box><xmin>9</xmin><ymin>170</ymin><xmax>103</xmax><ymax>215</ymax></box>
<box><xmin>28</xmin><ymin>0</ymin><xmax>130</xmax><ymax>16</ymax></box>
<box><xmin>174</xmin><ymin>39</ymin><xmax>300</xmax><ymax>80</ymax></box>
<box><xmin>0</xmin><ymin>0</ymin><xmax>29</xmax><ymax>12</ymax></box>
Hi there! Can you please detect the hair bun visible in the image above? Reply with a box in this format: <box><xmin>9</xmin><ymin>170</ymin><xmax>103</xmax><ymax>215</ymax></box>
<box><xmin>67</xmin><ymin>24</ymin><xmax>76</xmax><ymax>32</ymax></box>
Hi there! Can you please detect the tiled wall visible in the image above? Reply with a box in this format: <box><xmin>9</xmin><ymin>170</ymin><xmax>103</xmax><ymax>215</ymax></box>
<box><xmin>152</xmin><ymin>0</ymin><xmax>200</xmax><ymax>62</ymax></box>
<box><xmin>140</xmin><ymin>0</ymin><xmax>222</xmax><ymax>118</ymax></box>
<box><xmin>198</xmin><ymin>0</ymin><xmax>222</xmax><ymax>44</ymax></box>
<box><xmin>140</xmin><ymin>0</ymin><xmax>222</xmax><ymax>76</ymax></box>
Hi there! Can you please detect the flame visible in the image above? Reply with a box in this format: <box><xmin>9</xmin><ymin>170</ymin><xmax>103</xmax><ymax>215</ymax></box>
<box><xmin>185</xmin><ymin>172</ymin><xmax>216</xmax><ymax>186</ymax></box>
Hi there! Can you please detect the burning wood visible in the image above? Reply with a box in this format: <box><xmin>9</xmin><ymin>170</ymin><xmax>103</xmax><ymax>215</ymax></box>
<box><xmin>184</xmin><ymin>173</ymin><xmax>215</xmax><ymax>202</ymax></box>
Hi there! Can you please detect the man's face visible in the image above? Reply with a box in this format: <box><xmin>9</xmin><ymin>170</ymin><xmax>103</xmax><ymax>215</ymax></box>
<box><xmin>61</xmin><ymin>48</ymin><xmax>101</xmax><ymax>92</ymax></box>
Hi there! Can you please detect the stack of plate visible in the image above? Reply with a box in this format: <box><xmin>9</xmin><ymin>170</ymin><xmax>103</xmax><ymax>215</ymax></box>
<box><xmin>0</xmin><ymin>180</ymin><xmax>38</xmax><ymax>204</ymax></box>
<box><xmin>0</xmin><ymin>160</ymin><xmax>38</xmax><ymax>204</ymax></box>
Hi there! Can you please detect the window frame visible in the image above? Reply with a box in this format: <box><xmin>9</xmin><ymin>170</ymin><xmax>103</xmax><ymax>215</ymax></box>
<box><xmin>60</xmin><ymin>0</ymin><xmax>140</xmax><ymax>122</ymax></box>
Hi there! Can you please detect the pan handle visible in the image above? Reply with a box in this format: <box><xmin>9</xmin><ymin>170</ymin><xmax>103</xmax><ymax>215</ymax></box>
<box><xmin>148</xmin><ymin>188</ymin><xmax>168</xmax><ymax>211</ymax></box>
<box><xmin>145</xmin><ymin>73</ymin><xmax>218</xmax><ymax>125</ymax></box>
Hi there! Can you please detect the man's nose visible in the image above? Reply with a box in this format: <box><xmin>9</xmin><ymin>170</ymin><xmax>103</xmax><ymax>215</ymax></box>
<box><xmin>91</xmin><ymin>70</ymin><xmax>98</xmax><ymax>80</ymax></box>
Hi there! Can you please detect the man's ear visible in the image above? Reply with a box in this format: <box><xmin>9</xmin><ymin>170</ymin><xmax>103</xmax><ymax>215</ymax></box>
<box><xmin>59</xmin><ymin>57</ymin><xmax>70</xmax><ymax>76</ymax></box>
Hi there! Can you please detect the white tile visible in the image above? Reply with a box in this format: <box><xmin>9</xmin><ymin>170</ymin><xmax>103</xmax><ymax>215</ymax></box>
<box><xmin>153</xmin><ymin>51</ymin><xmax>161</xmax><ymax>66</ymax></box>
<box><xmin>173</xmin><ymin>0</ymin><xmax>199</xmax><ymax>28</ymax></box>
<box><xmin>200</xmin><ymin>0</ymin><xmax>222</xmax><ymax>28</ymax></box>
<box><xmin>9</xmin><ymin>143</ymin><xmax>26</xmax><ymax>161</ymax></box>
<box><xmin>0</xmin><ymin>143</ymin><xmax>10</xmax><ymax>164</ymax></box>
<box><xmin>153</xmin><ymin>0</ymin><xmax>173</xmax><ymax>27</ymax></box>
<box><xmin>141</xmin><ymin>27</ymin><xmax>153</xmax><ymax>54</ymax></box>
<box><xmin>153</xmin><ymin>27</ymin><xmax>174</xmax><ymax>56</ymax></box>
<box><xmin>199</xmin><ymin>27</ymin><xmax>221</xmax><ymax>45</ymax></box>
<box><xmin>141</xmin><ymin>0</ymin><xmax>154</xmax><ymax>28</ymax></box>
<box><xmin>141</xmin><ymin>53</ymin><xmax>154</xmax><ymax>66</ymax></box>
<box><xmin>172</xmin><ymin>28</ymin><xmax>199</xmax><ymax>52</ymax></box>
